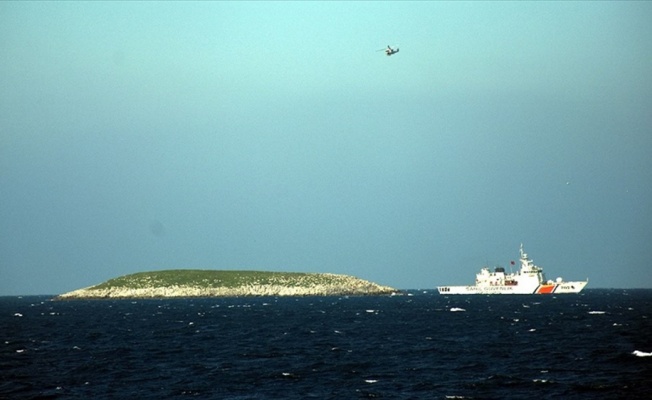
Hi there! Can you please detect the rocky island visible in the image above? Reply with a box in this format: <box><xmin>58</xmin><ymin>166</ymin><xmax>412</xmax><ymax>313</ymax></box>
<box><xmin>55</xmin><ymin>270</ymin><xmax>397</xmax><ymax>299</ymax></box>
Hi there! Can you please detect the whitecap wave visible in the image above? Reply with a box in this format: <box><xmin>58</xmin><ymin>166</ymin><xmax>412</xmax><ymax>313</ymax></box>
<box><xmin>632</xmin><ymin>350</ymin><xmax>652</xmax><ymax>357</ymax></box>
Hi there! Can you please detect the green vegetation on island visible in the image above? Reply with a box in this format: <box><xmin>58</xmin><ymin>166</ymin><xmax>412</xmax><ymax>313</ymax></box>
<box><xmin>56</xmin><ymin>269</ymin><xmax>397</xmax><ymax>299</ymax></box>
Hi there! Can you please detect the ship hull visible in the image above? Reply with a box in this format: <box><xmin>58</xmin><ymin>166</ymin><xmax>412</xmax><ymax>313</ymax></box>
<box><xmin>438</xmin><ymin>280</ymin><xmax>587</xmax><ymax>295</ymax></box>
<box><xmin>550</xmin><ymin>281</ymin><xmax>588</xmax><ymax>294</ymax></box>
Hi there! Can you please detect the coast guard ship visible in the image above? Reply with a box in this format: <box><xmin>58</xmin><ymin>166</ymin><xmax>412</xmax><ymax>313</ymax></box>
<box><xmin>437</xmin><ymin>244</ymin><xmax>588</xmax><ymax>295</ymax></box>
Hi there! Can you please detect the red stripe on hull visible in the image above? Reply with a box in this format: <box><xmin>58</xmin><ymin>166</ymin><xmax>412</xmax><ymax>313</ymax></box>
<box><xmin>536</xmin><ymin>284</ymin><xmax>556</xmax><ymax>294</ymax></box>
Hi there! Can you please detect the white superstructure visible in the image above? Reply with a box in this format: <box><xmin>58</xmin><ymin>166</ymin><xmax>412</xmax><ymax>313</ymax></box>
<box><xmin>437</xmin><ymin>244</ymin><xmax>587</xmax><ymax>295</ymax></box>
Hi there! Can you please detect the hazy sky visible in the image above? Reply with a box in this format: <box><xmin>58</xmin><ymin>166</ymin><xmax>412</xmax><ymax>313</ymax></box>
<box><xmin>2</xmin><ymin>2</ymin><xmax>651</xmax><ymax>295</ymax></box>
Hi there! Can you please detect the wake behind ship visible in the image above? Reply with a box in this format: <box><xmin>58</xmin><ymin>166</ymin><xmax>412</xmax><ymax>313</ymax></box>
<box><xmin>438</xmin><ymin>245</ymin><xmax>588</xmax><ymax>295</ymax></box>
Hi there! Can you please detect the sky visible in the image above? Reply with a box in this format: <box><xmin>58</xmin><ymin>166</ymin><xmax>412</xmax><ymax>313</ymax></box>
<box><xmin>1</xmin><ymin>2</ymin><xmax>651</xmax><ymax>295</ymax></box>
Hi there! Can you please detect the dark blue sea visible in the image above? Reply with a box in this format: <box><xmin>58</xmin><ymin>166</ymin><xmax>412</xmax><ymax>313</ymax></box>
<box><xmin>2</xmin><ymin>289</ymin><xmax>651</xmax><ymax>399</ymax></box>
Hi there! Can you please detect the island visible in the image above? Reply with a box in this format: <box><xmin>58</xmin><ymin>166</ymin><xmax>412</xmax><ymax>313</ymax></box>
<box><xmin>55</xmin><ymin>270</ymin><xmax>397</xmax><ymax>299</ymax></box>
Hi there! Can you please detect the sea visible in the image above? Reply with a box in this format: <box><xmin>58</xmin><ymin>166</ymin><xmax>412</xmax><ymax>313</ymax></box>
<box><xmin>2</xmin><ymin>289</ymin><xmax>651</xmax><ymax>399</ymax></box>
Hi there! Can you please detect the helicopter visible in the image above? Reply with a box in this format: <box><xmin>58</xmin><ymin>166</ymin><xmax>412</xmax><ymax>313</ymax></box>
<box><xmin>378</xmin><ymin>45</ymin><xmax>399</xmax><ymax>56</ymax></box>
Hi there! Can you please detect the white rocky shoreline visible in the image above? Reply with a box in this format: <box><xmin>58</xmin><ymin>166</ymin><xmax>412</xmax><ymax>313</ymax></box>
<box><xmin>55</xmin><ymin>272</ymin><xmax>397</xmax><ymax>299</ymax></box>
